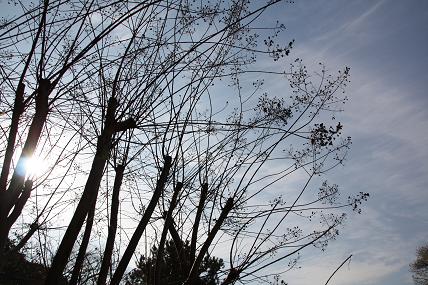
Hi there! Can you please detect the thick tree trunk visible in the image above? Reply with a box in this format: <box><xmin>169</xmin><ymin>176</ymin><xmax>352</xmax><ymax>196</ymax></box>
<box><xmin>167</xmin><ymin>220</ymin><xmax>184</xmax><ymax>254</ymax></box>
<box><xmin>5</xmin><ymin>79</ymin><xmax>50</xmax><ymax>211</ymax></box>
<box><xmin>0</xmin><ymin>79</ymin><xmax>49</xmax><ymax>252</ymax></box>
<box><xmin>46</xmin><ymin>145</ymin><xmax>109</xmax><ymax>284</ymax></box>
<box><xmin>0</xmin><ymin>83</ymin><xmax>25</xmax><ymax>193</ymax></box>
<box><xmin>110</xmin><ymin>156</ymin><xmax>172</xmax><ymax>285</ymax></box>
<box><xmin>97</xmin><ymin>164</ymin><xmax>125</xmax><ymax>285</ymax></box>
<box><xmin>0</xmin><ymin>84</ymin><xmax>24</xmax><ymax>254</ymax></box>
<box><xmin>4</xmin><ymin>180</ymin><xmax>33</xmax><ymax>234</ymax></box>
<box><xmin>69</xmin><ymin>195</ymin><xmax>97</xmax><ymax>285</ymax></box>
<box><xmin>45</xmin><ymin>97</ymin><xmax>118</xmax><ymax>285</ymax></box>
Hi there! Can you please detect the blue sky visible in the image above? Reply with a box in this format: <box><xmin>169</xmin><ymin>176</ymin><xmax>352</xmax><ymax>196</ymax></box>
<box><xmin>267</xmin><ymin>1</ymin><xmax>428</xmax><ymax>284</ymax></box>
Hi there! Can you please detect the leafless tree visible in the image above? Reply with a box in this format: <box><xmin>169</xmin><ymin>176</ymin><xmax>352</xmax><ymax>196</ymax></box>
<box><xmin>0</xmin><ymin>1</ymin><xmax>368</xmax><ymax>284</ymax></box>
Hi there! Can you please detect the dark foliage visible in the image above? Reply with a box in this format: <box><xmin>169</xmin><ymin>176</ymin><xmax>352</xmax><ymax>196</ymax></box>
<box><xmin>0</xmin><ymin>239</ymin><xmax>67</xmax><ymax>285</ymax></box>
<box><xmin>126</xmin><ymin>240</ymin><xmax>224</xmax><ymax>285</ymax></box>
<box><xmin>411</xmin><ymin>243</ymin><xmax>428</xmax><ymax>285</ymax></box>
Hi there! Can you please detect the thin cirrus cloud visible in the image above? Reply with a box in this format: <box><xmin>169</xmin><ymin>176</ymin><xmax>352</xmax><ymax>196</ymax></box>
<box><xmin>264</xmin><ymin>0</ymin><xmax>428</xmax><ymax>284</ymax></box>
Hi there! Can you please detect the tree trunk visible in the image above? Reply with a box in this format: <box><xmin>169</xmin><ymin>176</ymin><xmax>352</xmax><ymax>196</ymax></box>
<box><xmin>11</xmin><ymin>221</ymin><xmax>39</xmax><ymax>253</ymax></box>
<box><xmin>0</xmin><ymin>83</ymin><xmax>25</xmax><ymax>193</ymax></box>
<box><xmin>154</xmin><ymin>182</ymin><xmax>183</xmax><ymax>285</ymax></box>
<box><xmin>110</xmin><ymin>156</ymin><xmax>172</xmax><ymax>285</ymax></box>
<box><xmin>0</xmin><ymin>79</ymin><xmax>49</xmax><ymax>252</ymax></box>
<box><xmin>190</xmin><ymin>183</ymin><xmax>208</xmax><ymax>263</ymax></box>
<box><xmin>97</xmin><ymin>164</ymin><xmax>125</xmax><ymax>285</ymax></box>
<box><xmin>167</xmin><ymin>220</ymin><xmax>189</xmax><ymax>274</ymax></box>
<box><xmin>69</xmin><ymin>195</ymin><xmax>97</xmax><ymax>285</ymax></box>
<box><xmin>186</xmin><ymin>198</ymin><xmax>234</xmax><ymax>285</ymax></box>
<box><xmin>4</xmin><ymin>180</ymin><xmax>33</xmax><ymax>235</ymax></box>
<box><xmin>45</xmin><ymin>97</ymin><xmax>118</xmax><ymax>284</ymax></box>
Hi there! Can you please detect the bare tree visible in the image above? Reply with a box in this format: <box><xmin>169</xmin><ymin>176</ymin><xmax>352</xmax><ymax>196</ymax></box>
<box><xmin>0</xmin><ymin>0</ymin><xmax>167</xmax><ymax>252</ymax></box>
<box><xmin>0</xmin><ymin>1</ymin><xmax>369</xmax><ymax>285</ymax></box>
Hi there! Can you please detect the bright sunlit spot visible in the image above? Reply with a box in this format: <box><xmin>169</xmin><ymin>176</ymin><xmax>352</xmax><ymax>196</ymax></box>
<box><xmin>22</xmin><ymin>156</ymin><xmax>48</xmax><ymax>178</ymax></box>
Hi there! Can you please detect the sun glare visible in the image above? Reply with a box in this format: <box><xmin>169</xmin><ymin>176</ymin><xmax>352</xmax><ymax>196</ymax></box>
<box><xmin>23</xmin><ymin>156</ymin><xmax>48</xmax><ymax>178</ymax></box>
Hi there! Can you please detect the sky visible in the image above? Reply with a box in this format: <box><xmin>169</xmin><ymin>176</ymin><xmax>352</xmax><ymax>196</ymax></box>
<box><xmin>266</xmin><ymin>1</ymin><xmax>428</xmax><ymax>284</ymax></box>
<box><xmin>0</xmin><ymin>1</ymin><xmax>427</xmax><ymax>284</ymax></box>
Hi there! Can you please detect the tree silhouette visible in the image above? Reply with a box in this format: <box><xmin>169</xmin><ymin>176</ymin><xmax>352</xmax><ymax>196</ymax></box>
<box><xmin>0</xmin><ymin>1</ymin><xmax>368</xmax><ymax>284</ymax></box>
<box><xmin>411</xmin><ymin>243</ymin><xmax>428</xmax><ymax>285</ymax></box>
<box><xmin>126</xmin><ymin>240</ymin><xmax>224</xmax><ymax>285</ymax></box>
<box><xmin>0</xmin><ymin>238</ymin><xmax>68</xmax><ymax>285</ymax></box>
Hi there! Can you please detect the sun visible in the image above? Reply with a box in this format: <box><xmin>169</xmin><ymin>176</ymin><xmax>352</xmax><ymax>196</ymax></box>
<box><xmin>23</xmin><ymin>156</ymin><xmax>48</xmax><ymax>178</ymax></box>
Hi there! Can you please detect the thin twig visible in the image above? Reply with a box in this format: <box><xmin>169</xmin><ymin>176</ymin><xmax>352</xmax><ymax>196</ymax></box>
<box><xmin>325</xmin><ymin>254</ymin><xmax>352</xmax><ymax>285</ymax></box>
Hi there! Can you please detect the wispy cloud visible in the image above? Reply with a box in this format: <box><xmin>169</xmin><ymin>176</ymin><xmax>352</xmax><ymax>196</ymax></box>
<box><xmin>270</xmin><ymin>1</ymin><xmax>428</xmax><ymax>284</ymax></box>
